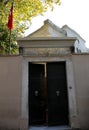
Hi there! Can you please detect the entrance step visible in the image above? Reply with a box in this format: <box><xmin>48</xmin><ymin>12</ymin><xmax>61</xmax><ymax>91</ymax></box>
<box><xmin>29</xmin><ymin>126</ymin><xmax>72</xmax><ymax>130</ymax></box>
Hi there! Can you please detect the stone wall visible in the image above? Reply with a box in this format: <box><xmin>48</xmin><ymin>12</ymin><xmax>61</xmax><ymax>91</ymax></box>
<box><xmin>72</xmin><ymin>54</ymin><xmax>89</xmax><ymax>130</ymax></box>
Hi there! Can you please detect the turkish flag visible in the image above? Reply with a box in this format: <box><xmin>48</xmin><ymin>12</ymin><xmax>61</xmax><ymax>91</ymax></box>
<box><xmin>7</xmin><ymin>3</ymin><xmax>13</xmax><ymax>30</ymax></box>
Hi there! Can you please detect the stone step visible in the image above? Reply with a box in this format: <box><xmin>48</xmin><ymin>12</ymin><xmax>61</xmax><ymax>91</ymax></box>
<box><xmin>29</xmin><ymin>126</ymin><xmax>72</xmax><ymax>130</ymax></box>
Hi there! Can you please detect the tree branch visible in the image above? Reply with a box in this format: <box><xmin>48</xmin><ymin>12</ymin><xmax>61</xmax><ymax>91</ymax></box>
<box><xmin>0</xmin><ymin>0</ymin><xmax>9</xmax><ymax>5</ymax></box>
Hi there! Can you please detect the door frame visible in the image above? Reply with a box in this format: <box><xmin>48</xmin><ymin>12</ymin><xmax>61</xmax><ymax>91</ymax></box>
<box><xmin>21</xmin><ymin>56</ymin><xmax>79</xmax><ymax>129</ymax></box>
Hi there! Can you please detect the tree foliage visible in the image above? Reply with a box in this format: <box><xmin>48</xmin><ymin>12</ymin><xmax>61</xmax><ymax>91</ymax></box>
<box><xmin>0</xmin><ymin>24</ymin><xmax>18</xmax><ymax>54</ymax></box>
<box><xmin>0</xmin><ymin>0</ymin><xmax>60</xmax><ymax>54</ymax></box>
<box><xmin>0</xmin><ymin>0</ymin><xmax>60</xmax><ymax>32</ymax></box>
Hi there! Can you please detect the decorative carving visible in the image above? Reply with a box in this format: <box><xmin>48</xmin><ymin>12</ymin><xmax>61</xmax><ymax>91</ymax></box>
<box><xmin>23</xmin><ymin>48</ymin><xmax>71</xmax><ymax>56</ymax></box>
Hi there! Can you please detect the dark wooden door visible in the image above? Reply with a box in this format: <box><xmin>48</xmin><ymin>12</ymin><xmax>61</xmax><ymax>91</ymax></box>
<box><xmin>47</xmin><ymin>62</ymin><xmax>69</xmax><ymax>125</ymax></box>
<box><xmin>29</xmin><ymin>62</ymin><xmax>69</xmax><ymax>126</ymax></box>
<box><xmin>29</xmin><ymin>63</ymin><xmax>46</xmax><ymax>125</ymax></box>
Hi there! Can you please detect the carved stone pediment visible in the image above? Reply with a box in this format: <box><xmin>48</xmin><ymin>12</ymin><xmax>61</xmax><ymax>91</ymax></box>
<box><xmin>18</xmin><ymin>38</ymin><xmax>76</xmax><ymax>56</ymax></box>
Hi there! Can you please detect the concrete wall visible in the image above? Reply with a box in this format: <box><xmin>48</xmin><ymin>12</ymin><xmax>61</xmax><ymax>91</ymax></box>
<box><xmin>0</xmin><ymin>56</ymin><xmax>22</xmax><ymax>130</ymax></box>
<box><xmin>0</xmin><ymin>54</ymin><xmax>89</xmax><ymax>130</ymax></box>
<box><xmin>72</xmin><ymin>54</ymin><xmax>89</xmax><ymax>130</ymax></box>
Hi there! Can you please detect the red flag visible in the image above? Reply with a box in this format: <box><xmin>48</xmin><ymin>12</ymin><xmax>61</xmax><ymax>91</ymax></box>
<box><xmin>7</xmin><ymin>3</ymin><xmax>13</xmax><ymax>30</ymax></box>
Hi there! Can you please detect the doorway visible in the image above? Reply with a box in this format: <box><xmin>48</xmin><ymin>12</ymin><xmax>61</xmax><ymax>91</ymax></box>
<box><xmin>28</xmin><ymin>62</ymin><xmax>69</xmax><ymax>126</ymax></box>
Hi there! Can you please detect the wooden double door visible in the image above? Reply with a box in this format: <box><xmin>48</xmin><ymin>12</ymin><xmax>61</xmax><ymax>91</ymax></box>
<box><xmin>28</xmin><ymin>62</ymin><xmax>69</xmax><ymax>126</ymax></box>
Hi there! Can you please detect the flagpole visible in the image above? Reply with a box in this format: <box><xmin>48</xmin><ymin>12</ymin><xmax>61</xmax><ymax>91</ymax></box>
<box><xmin>9</xmin><ymin>29</ymin><xmax>11</xmax><ymax>54</ymax></box>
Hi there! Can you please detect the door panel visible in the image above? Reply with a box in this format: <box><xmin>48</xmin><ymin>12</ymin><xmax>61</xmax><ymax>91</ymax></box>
<box><xmin>47</xmin><ymin>62</ymin><xmax>69</xmax><ymax>125</ymax></box>
<box><xmin>29</xmin><ymin>63</ymin><xmax>45</xmax><ymax>125</ymax></box>
<box><xmin>29</xmin><ymin>62</ymin><xmax>69</xmax><ymax>126</ymax></box>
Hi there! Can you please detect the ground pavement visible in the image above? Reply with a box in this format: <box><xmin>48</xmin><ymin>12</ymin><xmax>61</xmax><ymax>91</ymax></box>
<box><xmin>29</xmin><ymin>126</ymin><xmax>72</xmax><ymax>130</ymax></box>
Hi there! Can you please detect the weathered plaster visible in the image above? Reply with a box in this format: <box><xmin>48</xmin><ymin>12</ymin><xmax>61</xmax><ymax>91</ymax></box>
<box><xmin>66</xmin><ymin>59</ymin><xmax>80</xmax><ymax>128</ymax></box>
<box><xmin>21</xmin><ymin>59</ymin><xmax>28</xmax><ymax>118</ymax></box>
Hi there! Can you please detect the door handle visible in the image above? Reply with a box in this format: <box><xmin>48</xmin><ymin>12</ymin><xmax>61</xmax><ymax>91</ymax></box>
<box><xmin>35</xmin><ymin>90</ymin><xmax>38</xmax><ymax>96</ymax></box>
<box><xmin>56</xmin><ymin>90</ymin><xmax>60</xmax><ymax>96</ymax></box>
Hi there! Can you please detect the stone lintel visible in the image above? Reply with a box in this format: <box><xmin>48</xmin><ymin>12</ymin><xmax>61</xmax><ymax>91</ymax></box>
<box><xmin>18</xmin><ymin>37</ymin><xmax>76</xmax><ymax>48</ymax></box>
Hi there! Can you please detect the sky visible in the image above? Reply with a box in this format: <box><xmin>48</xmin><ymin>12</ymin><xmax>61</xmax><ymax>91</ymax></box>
<box><xmin>25</xmin><ymin>0</ymin><xmax>89</xmax><ymax>48</ymax></box>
